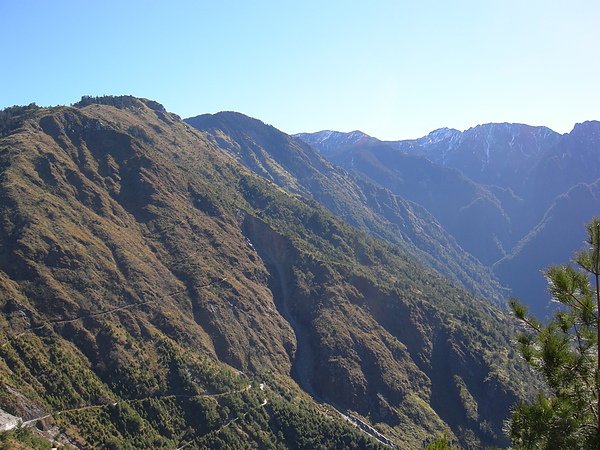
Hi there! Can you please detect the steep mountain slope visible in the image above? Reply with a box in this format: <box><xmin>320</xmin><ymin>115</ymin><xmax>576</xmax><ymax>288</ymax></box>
<box><xmin>524</xmin><ymin>121</ymin><xmax>600</xmax><ymax>219</ymax></box>
<box><xmin>395</xmin><ymin>122</ymin><xmax>600</xmax><ymax>315</ymax></box>
<box><xmin>0</xmin><ymin>97</ymin><xmax>531</xmax><ymax>448</ymax></box>
<box><xmin>186</xmin><ymin>112</ymin><xmax>505</xmax><ymax>303</ymax></box>
<box><xmin>494</xmin><ymin>179</ymin><xmax>600</xmax><ymax>318</ymax></box>
<box><xmin>323</xmin><ymin>141</ymin><xmax>513</xmax><ymax>266</ymax></box>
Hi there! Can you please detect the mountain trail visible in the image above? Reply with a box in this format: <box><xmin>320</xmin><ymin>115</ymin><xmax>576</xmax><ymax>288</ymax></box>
<box><xmin>1</xmin><ymin>278</ymin><xmax>228</xmax><ymax>348</ymax></box>
<box><xmin>15</xmin><ymin>383</ymin><xmax>252</xmax><ymax>430</ymax></box>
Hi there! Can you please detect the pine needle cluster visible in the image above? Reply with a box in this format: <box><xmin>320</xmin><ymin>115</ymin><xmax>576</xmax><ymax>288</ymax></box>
<box><xmin>508</xmin><ymin>218</ymin><xmax>600</xmax><ymax>449</ymax></box>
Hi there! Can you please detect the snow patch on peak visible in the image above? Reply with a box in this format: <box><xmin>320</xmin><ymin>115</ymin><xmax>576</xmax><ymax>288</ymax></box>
<box><xmin>312</xmin><ymin>130</ymin><xmax>335</xmax><ymax>144</ymax></box>
<box><xmin>295</xmin><ymin>130</ymin><xmax>377</xmax><ymax>155</ymax></box>
<box><xmin>420</xmin><ymin>128</ymin><xmax>461</xmax><ymax>145</ymax></box>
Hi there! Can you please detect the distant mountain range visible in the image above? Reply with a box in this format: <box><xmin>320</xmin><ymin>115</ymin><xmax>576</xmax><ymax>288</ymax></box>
<box><xmin>297</xmin><ymin>121</ymin><xmax>600</xmax><ymax>317</ymax></box>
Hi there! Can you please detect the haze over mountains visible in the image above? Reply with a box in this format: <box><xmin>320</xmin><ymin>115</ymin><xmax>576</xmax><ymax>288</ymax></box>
<box><xmin>0</xmin><ymin>96</ymin><xmax>537</xmax><ymax>449</ymax></box>
<box><xmin>298</xmin><ymin>121</ymin><xmax>600</xmax><ymax>318</ymax></box>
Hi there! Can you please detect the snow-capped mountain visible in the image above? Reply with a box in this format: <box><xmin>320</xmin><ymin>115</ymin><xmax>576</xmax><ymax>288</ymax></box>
<box><xmin>294</xmin><ymin>130</ymin><xmax>378</xmax><ymax>156</ymax></box>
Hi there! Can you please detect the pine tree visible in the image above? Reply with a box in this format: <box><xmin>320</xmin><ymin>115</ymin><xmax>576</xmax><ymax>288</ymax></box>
<box><xmin>507</xmin><ymin>218</ymin><xmax>600</xmax><ymax>449</ymax></box>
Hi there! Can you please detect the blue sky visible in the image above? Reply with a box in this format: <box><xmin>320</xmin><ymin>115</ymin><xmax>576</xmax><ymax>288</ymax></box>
<box><xmin>1</xmin><ymin>1</ymin><xmax>599</xmax><ymax>139</ymax></box>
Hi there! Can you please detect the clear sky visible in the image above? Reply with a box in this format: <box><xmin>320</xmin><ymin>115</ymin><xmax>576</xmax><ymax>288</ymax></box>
<box><xmin>1</xmin><ymin>1</ymin><xmax>599</xmax><ymax>140</ymax></box>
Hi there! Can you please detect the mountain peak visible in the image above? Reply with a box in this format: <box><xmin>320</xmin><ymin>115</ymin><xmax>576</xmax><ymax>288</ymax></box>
<box><xmin>299</xmin><ymin>129</ymin><xmax>371</xmax><ymax>142</ymax></box>
<box><xmin>185</xmin><ymin>111</ymin><xmax>279</xmax><ymax>137</ymax></box>
<box><xmin>294</xmin><ymin>130</ymin><xmax>378</xmax><ymax>155</ymax></box>
<box><xmin>419</xmin><ymin>127</ymin><xmax>461</xmax><ymax>144</ymax></box>
<box><xmin>570</xmin><ymin>120</ymin><xmax>600</xmax><ymax>138</ymax></box>
<box><xmin>74</xmin><ymin>95</ymin><xmax>167</xmax><ymax>113</ymax></box>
